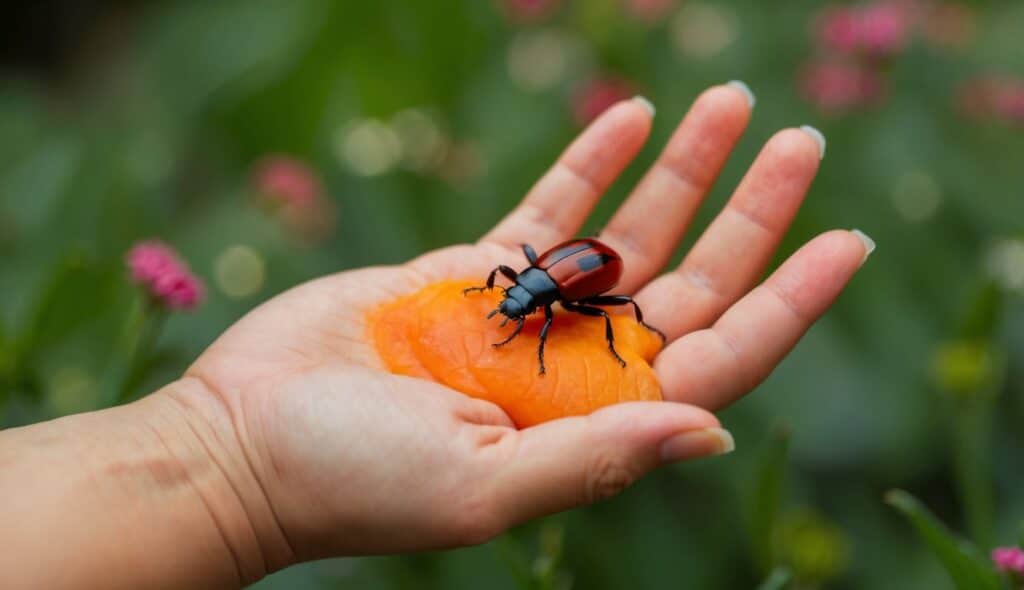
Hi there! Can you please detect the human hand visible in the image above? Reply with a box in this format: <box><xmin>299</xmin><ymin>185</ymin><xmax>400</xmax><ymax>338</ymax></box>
<box><xmin>175</xmin><ymin>84</ymin><xmax>872</xmax><ymax>579</ymax></box>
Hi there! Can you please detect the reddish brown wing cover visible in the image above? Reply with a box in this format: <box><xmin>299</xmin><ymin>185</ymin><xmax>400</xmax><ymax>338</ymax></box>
<box><xmin>536</xmin><ymin>238</ymin><xmax>623</xmax><ymax>301</ymax></box>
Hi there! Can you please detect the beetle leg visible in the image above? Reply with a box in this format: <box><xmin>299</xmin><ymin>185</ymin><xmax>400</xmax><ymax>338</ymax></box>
<box><xmin>463</xmin><ymin>267</ymin><xmax>500</xmax><ymax>295</ymax></box>
<box><xmin>562</xmin><ymin>301</ymin><xmax>627</xmax><ymax>368</ymax></box>
<box><xmin>464</xmin><ymin>265</ymin><xmax>518</xmax><ymax>295</ymax></box>
<box><xmin>536</xmin><ymin>305</ymin><xmax>554</xmax><ymax>375</ymax></box>
<box><xmin>579</xmin><ymin>295</ymin><xmax>666</xmax><ymax>344</ymax></box>
<box><xmin>521</xmin><ymin>244</ymin><xmax>538</xmax><ymax>265</ymax></box>
<box><xmin>497</xmin><ymin>265</ymin><xmax>518</xmax><ymax>283</ymax></box>
<box><xmin>492</xmin><ymin>316</ymin><xmax>525</xmax><ymax>348</ymax></box>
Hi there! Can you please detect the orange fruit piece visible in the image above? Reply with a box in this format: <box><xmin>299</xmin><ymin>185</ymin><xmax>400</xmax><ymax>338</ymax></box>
<box><xmin>368</xmin><ymin>280</ymin><xmax>664</xmax><ymax>428</ymax></box>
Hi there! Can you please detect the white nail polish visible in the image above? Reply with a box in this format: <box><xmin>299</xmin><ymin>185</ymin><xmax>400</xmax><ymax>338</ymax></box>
<box><xmin>659</xmin><ymin>427</ymin><xmax>735</xmax><ymax>462</ymax></box>
<box><xmin>851</xmin><ymin>229</ymin><xmax>876</xmax><ymax>266</ymax></box>
<box><xmin>707</xmin><ymin>427</ymin><xmax>736</xmax><ymax>454</ymax></box>
<box><xmin>726</xmin><ymin>80</ymin><xmax>756</xmax><ymax>107</ymax></box>
<box><xmin>800</xmin><ymin>125</ymin><xmax>826</xmax><ymax>160</ymax></box>
<box><xmin>633</xmin><ymin>95</ymin><xmax>656</xmax><ymax>117</ymax></box>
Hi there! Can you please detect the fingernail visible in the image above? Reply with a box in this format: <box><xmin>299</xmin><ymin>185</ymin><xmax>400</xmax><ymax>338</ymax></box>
<box><xmin>659</xmin><ymin>427</ymin><xmax>735</xmax><ymax>463</ymax></box>
<box><xmin>851</xmin><ymin>229</ymin><xmax>876</xmax><ymax>266</ymax></box>
<box><xmin>800</xmin><ymin>125</ymin><xmax>826</xmax><ymax>160</ymax></box>
<box><xmin>726</xmin><ymin>80</ymin><xmax>756</xmax><ymax>107</ymax></box>
<box><xmin>633</xmin><ymin>95</ymin><xmax>656</xmax><ymax>117</ymax></box>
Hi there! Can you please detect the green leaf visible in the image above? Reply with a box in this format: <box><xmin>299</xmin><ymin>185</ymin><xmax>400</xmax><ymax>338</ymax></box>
<box><xmin>885</xmin><ymin>489</ymin><xmax>1001</xmax><ymax>590</ymax></box>
<box><xmin>951</xmin><ymin>392</ymin><xmax>997</xmax><ymax>549</ymax></box>
<box><xmin>15</xmin><ymin>253</ymin><xmax>116</xmax><ymax>358</ymax></box>
<box><xmin>756</xmin><ymin>567</ymin><xmax>793</xmax><ymax>590</ymax></box>
<box><xmin>1018</xmin><ymin>522</ymin><xmax>1024</xmax><ymax>549</ymax></box>
<box><xmin>751</xmin><ymin>422</ymin><xmax>792</xmax><ymax>572</ymax></box>
<box><xmin>533</xmin><ymin>520</ymin><xmax>568</xmax><ymax>590</ymax></box>
<box><xmin>492</xmin><ymin>534</ymin><xmax>536</xmax><ymax>590</ymax></box>
<box><xmin>959</xmin><ymin>282</ymin><xmax>1003</xmax><ymax>341</ymax></box>
<box><xmin>0</xmin><ymin>315</ymin><xmax>9</xmax><ymax>403</ymax></box>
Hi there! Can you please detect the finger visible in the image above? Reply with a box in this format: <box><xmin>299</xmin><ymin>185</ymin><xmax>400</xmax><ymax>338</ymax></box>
<box><xmin>655</xmin><ymin>229</ymin><xmax>873</xmax><ymax>410</ymax></box>
<box><xmin>482</xmin><ymin>99</ymin><xmax>653</xmax><ymax>252</ymax></box>
<box><xmin>484</xmin><ymin>402</ymin><xmax>732</xmax><ymax>527</ymax></box>
<box><xmin>598</xmin><ymin>83</ymin><xmax>753</xmax><ymax>293</ymax></box>
<box><xmin>638</xmin><ymin>127</ymin><xmax>826</xmax><ymax>340</ymax></box>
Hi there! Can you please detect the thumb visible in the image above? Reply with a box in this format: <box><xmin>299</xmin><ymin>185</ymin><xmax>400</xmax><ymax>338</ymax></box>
<box><xmin>487</xmin><ymin>402</ymin><xmax>734</xmax><ymax>527</ymax></box>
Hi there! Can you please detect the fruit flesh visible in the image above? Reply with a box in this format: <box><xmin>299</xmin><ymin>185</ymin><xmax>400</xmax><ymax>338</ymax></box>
<box><xmin>368</xmin><ymin>280</ymin><xmax>663</xmax><ymax>428</ymax></box>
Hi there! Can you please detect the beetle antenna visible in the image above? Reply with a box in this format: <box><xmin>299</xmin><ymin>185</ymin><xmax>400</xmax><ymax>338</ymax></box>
<box><xmin>499</xmin><ymin>316</ymin><xmax>509</xmax><ymax>327</ymax></box>
<box><xmin>486</xmin><ymin>308</ymin><xmax>500</xmax><ymax>320</ymax></box>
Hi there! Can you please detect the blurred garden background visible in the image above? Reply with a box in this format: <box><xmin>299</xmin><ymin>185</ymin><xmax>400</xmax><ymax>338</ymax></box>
<box><xmin>2</xmin><ymin>0</ymin><xmax>1024</xmax><ymax>588</ymax></box>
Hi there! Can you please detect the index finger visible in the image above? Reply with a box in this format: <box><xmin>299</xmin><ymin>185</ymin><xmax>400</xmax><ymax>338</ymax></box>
<box><xmin>481</xmin><ymin>99</ymin><xmax>653</xmax><ymax>253</ymax></box>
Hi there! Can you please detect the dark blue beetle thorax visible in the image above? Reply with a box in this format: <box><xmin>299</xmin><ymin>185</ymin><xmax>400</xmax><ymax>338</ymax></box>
<box><xmin>503</xmin><ymin>267</ymin><xmax>559</xmax><ymax>316</ymax></box>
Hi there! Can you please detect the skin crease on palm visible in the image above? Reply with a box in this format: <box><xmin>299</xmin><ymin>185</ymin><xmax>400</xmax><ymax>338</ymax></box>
<box><xmin>176</xmin><ymin>84</ymin><xmax>871</xmax><ymax>573</ymax></box>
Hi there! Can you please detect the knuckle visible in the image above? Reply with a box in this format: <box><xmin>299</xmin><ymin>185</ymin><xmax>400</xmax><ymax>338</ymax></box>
<box><xmin>580</xmin><ymin>451</ymin><xmax>639</xmax><ymax>506</ymax></box>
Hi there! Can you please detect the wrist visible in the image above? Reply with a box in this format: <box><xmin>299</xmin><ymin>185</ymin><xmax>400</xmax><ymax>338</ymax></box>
<box><xmin>153</xmin><ymin>376</ymin><xmax>296</xmax><ymax>581</ymax></box>
<box><xmin>0</xmin><ymin>378</ymin><xmax>294</xmax><ymax>588</ymax></box>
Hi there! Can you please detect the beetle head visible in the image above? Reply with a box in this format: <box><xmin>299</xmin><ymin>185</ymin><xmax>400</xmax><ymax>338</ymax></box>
<box><xmin>498</xmin><ymin>297</ymin><xmax>525</xmax><ymax>319</ymax></box>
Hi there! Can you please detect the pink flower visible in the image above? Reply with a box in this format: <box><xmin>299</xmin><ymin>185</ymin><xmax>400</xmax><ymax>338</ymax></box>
<box><xmin>499</xmin><ymin>0</ymin><xmax>560</xmax><ymax>23</ymax></box>
<box><xmin>799</xmin><ymin>59</ymin><xmax>885</xmax><ymax>112</ymax></box>
<box><xmin>624</xmin><ymin>0</ymin><xmax>676</xmax><ymax>23</ymax></box>
<box><xmin>251</xmin><ymin>155</ymin><xmax>337</xmax><ymax>242</ymax></box>
<box><xmin>859</xmin><ymin>3</ymin><xmax>910</xmax><ymax>55</ymax></box>
<box><xmin>153</xmin><ymin>271</ymin><xmax>205</xmax><ymax>310</ymax></box>
<box><xmin>816</xmin><ymin>6</ymin><xmax>862</xmax><ymax>54</ymax></box>
<box><xmin>125</xmin><ymin>241</ymin><xmax>205</xmax><ymax>311</ymax></box>
<box><xmin>992</xmin><ymin>547</ymin><xmax>1024</xmax><ymax>575</ymax></box>
<box><xmin>572</xmin><ymin>76</ymin><xmax>636</xmax><ymax>125</ymax></box>
<box><xmin>252</xmin><ymin>155</ymin><xmax>322</xmax><ymax>208</ymax></box>
<box><xmin>813</xmin><ymin>2</ymin><xmax>911</xmax><ymax>57</ymax></box>
<box><xmin>126</xmin><ymin>242</ymin><xmax>180</xmax><ymax>284</ymax></box>
<box><xmin>956</xmin><ymin>76</ymin><xmax>1024</xmax><ymax>125</ymax></box>
<box><xmin>992</xmin><ymin>82</ymin><xmax>1024</xmax><ymax>123</ymax></box>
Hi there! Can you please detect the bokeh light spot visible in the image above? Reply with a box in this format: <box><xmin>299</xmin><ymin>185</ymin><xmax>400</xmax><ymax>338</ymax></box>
<box><xmin>392</xmin><ymin>108</ymin><xmax>449</xmax><ymax>172</ymax></box>
<box><xmin>985</xmin><ymin>238</ymin><xmax>1024</xmax><ymax>292</ymax></box>
<box><xmin>49</xmin><ymin>366</ymin><xmax>97</xmax><ymax>415</ymax></box>
<box><xmin>931</xmin><ymin>340</ymin><xmax>996</xmax><ymax>397</ymax></box>
<box><xmin>214</xmin><ymin>245</ymin><xmax>266</xmax><ymax>299</ymax></box>
<box><xmin>672</xmin><ymin>3</ymin><xmax>737</xmax><ymax>59</ymax></box>
<box><xmin>507</xmin><ymin>29</ymin><xmax>585</xmax><ymax>92</ymax></box>
<box><xmin>336</xmin><ymin>119</ymin><xmax>401</xmax><ymax>176</ymax></box>
<box><xmin>891</xmin><ymin>170</ymin><xmax>942</xmax><ymax>222</ymax></box>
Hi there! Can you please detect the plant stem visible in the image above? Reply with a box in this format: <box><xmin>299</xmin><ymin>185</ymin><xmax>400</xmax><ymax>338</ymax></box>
<box><xmin>116</xmin><ymin>306</ymin><xmax>167</xmax><ymax>404</ymax></box>
<box><xmin>751</xmin><ymin>423</ymin><xmax>791</xmax><ymax>573</ymax></box>
<box><xmin>101</xmin><ymin>296</ymin><xmax>167</xmax><ymax>407</ymax></box>
<box><xmin>952</xmin><ymin>396</ymin><xmax>995</xmax><ymax>550</ymax></box>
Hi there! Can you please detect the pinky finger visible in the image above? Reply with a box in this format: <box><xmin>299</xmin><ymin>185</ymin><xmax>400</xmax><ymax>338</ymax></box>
<box><xmin>654</xmin><ymin>229</ymin><xmax>874</xmax><ymax>411</ymax></box>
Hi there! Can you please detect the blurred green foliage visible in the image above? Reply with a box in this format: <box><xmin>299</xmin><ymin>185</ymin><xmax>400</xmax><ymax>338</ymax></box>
<box><xmin>2</xmin><ymin>0</ymin><xmax>1024</xmax><ymax>588</ymax></box>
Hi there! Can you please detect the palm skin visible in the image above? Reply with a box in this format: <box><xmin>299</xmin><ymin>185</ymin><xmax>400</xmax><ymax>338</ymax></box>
<box><xmin>177</xmin><ymin>85</ymin><xmax>871</xmax><ymax>574</ymax></box>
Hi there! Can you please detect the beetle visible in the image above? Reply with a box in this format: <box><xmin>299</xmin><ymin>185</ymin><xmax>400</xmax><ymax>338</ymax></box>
<box><xmin>464</xmin><ymin>238</ymin><xmax>665</xmax><ymax>374</ymax></box>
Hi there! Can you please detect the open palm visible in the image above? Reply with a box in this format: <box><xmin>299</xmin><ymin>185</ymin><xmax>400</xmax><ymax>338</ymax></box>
<box><xmin>180</xmin><ymin>85</ymin><xmax>870</xmax><ymax>570</ymax></box>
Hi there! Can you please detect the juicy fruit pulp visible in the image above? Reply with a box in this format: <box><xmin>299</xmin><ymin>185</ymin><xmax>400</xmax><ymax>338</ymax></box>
<box><xmin>368</xmin><ymin>280</ymin><xmax>663</xmax><ymax>428</ymax></box>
